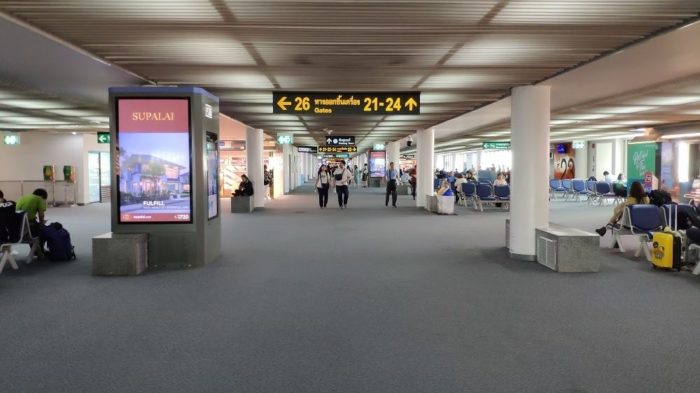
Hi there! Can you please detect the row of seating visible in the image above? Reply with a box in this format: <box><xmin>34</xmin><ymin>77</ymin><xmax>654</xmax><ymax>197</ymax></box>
<box><xmin>458</xmin><ymin>182</ymin><xmax>510</xmax><ymax>212</ymax></box>
<box><xmin>549</xmin><ymin>179</ymin><xmax>623</xmax><ymax>206</ymax></box>
<box><xmin>0</xmin><ymin>212</ymin><xmax>43</xmax><ymax>274</ymax></box>
<box><xmin>611</xmin><ymin>204</ymin><xmax>700</xmax><ymax>274</ymax></box>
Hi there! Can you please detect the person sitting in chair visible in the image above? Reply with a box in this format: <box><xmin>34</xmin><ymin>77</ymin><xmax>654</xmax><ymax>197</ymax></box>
<box><xmin>595</xmin><ymin>181</ymin><xmax>649</xmax><ymax>236</ymax></box>
<box><xmin>233</xmin><ymin>175</ymin><xmax>254</xmax><ymax>197</ymax></box>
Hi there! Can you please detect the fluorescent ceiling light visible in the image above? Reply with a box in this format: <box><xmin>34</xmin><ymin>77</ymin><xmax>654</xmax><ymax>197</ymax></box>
<box><xmin>611</xmin><ymin>120</ymin><xmax>664</xmax><ymax>126</ymax></box>
<box><xmin>588</xmin><ymin>124</ymin><xmax>624</xmax><ymax>129</ymax></box>
<box><xmin>632</xmin><ymin>96</ymin><xmax>700</xmax><ymax>106</ymax></box>
<box><xmin>550</xmin><ymin>119</ymin><xmax>578</xmax><ymax>125</ymax></box>
<box><xmin>557</xmin><ymin>113</ymin><xmax>613</xmax><ymax>120</ymax></box>
<box><xmin>47</xmin><ymin>109</ymin><xmax>103</xmax><ymax>117</ymax></box>
<box><xmin>0</xmin><ymin>99</ymin><xmax>72</xmax><ymax>110</ymax></box>
<box><xmin>2</xmin><ymin>116</ymin><xmax>72</xmax><ymax>125</ymax></box>
<box><xmin>592</xmin><ymin>106</ymin><xmax>655</xmax><ymax>114</ymax></box>
<box><xmin>660</xmin><ymin>133</ymin><xmax>700</xmax><ymax>139</ymax></box>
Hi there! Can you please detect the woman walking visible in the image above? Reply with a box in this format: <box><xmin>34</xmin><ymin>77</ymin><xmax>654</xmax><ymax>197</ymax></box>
<box><xmin>315</xmin><ymin>164</ymin><xmax>331</xmax><ymax>208</ymax></box>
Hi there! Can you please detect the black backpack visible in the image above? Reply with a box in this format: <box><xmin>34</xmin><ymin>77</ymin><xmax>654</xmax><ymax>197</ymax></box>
<box><xmin>648</xmin><ymin>190</ymin><xmax>672</xmax><ymax>207</ymax></box>
<box><xmin>42</xmin><ymin>222</ymin><xmax>76</xmax><ymax>261</ymax></box>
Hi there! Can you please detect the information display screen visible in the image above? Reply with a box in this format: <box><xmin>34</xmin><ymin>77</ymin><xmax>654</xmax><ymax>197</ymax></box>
<box><xmin>117</xmin><ymin>98</ymin><xmax>192</xmax><ymax>223</ymax></box>
<box><xmin>206</xmin><ymin>133</ymin><xmax>219</xmax><ymax>220</ymax></box>
<box><xmin>369</xmin><ymin>151</ymin><xmax>386</xmax><ymax>178</ymax></box>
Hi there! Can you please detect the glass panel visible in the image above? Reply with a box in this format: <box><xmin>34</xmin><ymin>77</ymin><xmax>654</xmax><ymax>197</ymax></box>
<box><xmin>88</xmin><ymin>152</ymin><xmax>101</xmax><ymax>203</ymax></box>
<box><xmin>99</xmin><ymin>152</ymin><xmax>111</xmax><ymax>187</ymax></box>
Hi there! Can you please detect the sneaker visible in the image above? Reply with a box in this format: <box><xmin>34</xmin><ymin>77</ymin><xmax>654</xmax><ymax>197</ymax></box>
<box><xmin>595</xmin><ymin>227</ymin><xmax>607</xmax><ymax>236</ymax></box>
<box><xmin>393</xmin><ymin>205</ymin><xmax>397</xmax><ymax>208</ymax></box>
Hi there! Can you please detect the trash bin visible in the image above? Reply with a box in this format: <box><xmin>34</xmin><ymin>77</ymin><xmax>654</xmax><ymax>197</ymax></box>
<box><xmin>437</xmin><ymin>195</ymin><xmax>455</xmax><ymax>215</ymax></box>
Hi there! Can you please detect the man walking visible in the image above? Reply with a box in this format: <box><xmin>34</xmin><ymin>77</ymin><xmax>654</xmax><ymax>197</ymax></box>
<box><xmin>333</xmin><ymin>160</ymin><xmax>352</xmax><ymax>209</ymax></box>
<box><xmin>385</xmin><ymin>161</ymin><xmax>400</xmax><ymax>207</ymax></box>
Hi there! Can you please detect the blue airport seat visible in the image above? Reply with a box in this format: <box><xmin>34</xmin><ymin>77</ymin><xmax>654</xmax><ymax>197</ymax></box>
<box><xmin>460</xmin><ymin>182</ymin><xmax>477</xmax><ymax>208</ymax></box>
<box><xmin>475</xmin><ymin>183</ymin><xmax>497</xmax><ymax>212</ymax></box>
<box><xmin>612</xmin><ymin>205</ymin><xmax>665</xmax><ymax>259</ymax></box>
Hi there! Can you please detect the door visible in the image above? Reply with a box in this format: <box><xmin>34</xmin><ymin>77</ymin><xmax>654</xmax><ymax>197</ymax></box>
<box><xmin>88</xmin><ymin>152</ymin><xmax>101</xmax><ymax>203</ymax></box>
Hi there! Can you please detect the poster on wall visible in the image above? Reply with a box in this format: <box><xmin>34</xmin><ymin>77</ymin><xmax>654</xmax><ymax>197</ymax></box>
<box><xmin>552</xmin><ymin>143</ymin><xmax>575</xmax><ymax>179</ymax></box>
<box><xmin>63</xmin><ymin>165</ymin><xmax>76</xmax><ymax>183</ymax></box>
<box><xmin>206</xmin><ymin>133</ymin><xmax>219</xmax><ymax>220</ymax></box>
<box><xmin>220</xmin><ymin>156</ymin><xmax>246</xmax><ymax>196</ymax></box>
<box><xmin>117</xmin><ymin>98</ymin><xmax>192</xmax><ymax>223</ymax></box>
<box><xmin>627</xmin><ymin>142</ymin><xmax>657</xmax><ymax>192</ymax></box>
<box><xmin>369</xmin><ymin>151</ymin><xmax>386</xmax><ymax>178</ymax></box>
<box><xmin>43</xmin><ymin>165</ymin><xmax>55</xmax><ymax>181</ymax></box>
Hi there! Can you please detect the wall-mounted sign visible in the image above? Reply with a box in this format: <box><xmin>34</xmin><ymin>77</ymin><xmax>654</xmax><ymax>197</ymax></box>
<box><xmin>297</xmin><ymin>146</ymin><xmax>318</xmax><ymax>153</ymax></box>
<box><xmin>335</xmin><ymin>154</ymin><xmax>350</xmax><ymax>158</ymax></box>
<box><xmin>572</xmin><ymin>140</ymin><xmax>586</xmax><ymax>149</ymax></box>
<box><xmin>318</xmin><ymin>145</ymin><xmax>358</xmax><ymax>153</ymax></box>
<box><xmin>325</xmin><ymin>136</ymin><xmax>355</xmax><ymax>146</ymax></box>
<box><xmin>63</xmin><ymin>165</ymin><xmax>76</xmax><ymax>183</ymax></box>
<box><xmin>43</xmin><ymin>165</ymin><xmax>55</xmax><ymax>181</ymax></box>
<box><xmin>218</xmin><ymin>140</ymin><xmax>245</xmax><ymax>151</ymax></box>
<box><xmin>482</xmin><ymin>142</ymin><xmax>511</xmax><ymax>150</ymax></box>
<box><xmin>3</xmin><ymin>133</ymin><xmax>20</xmax><ymax>145</ymax></box>
<box><xmin>204</xmin><ymin>104</ymin><xmax>213</xmax><ymax>119</ymax></box>
<box><xmin>277</xmin><ymin>133</ymin><xmax>293</xmax><ymax>145</ymax></box>
<box><xmin>273</xmin><ymin>91</ymin><xmax>420</xmax><ymax>115</ymax></box>
<box><xmin>97</xmin><ymin>132</ymin><xmax>110</xmax><ymax>144</ymax></box>
<box><xmin>400</xmin><ymin>154</ymin><xmax>415</xmax><ymax>160</ymax></box>
<box><xmin>373</xmin><ymin>143</ymin><xmax>386</xmax><ymax>151</ymax></box>
<box><xmin>116</xmin><ymin>98</ymin><xmax>192</xmax><ymax>224</ymax></box>
<box><xmin>369</xmin><ymin>151</ymin><xmax>386</xmax><ymax>178</ymax></box>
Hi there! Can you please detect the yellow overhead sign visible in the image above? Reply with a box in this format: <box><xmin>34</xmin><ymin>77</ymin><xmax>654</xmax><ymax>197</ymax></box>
<box><xmin>318</xmin><ymin>146</ymin><xmax>358</xmax><ymax>153</ymax></box>
<box><xmin>273</xmin><ymin>92</ymin><xmax>420</xmax><ymax>115</ymax></box>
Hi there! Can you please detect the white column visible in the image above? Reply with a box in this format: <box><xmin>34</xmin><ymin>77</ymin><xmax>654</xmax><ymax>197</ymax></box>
<box><xmin>509</xmin><ymin>85</ymin><xmax>550</xmax><ymax>260</ymax></box>
<box><xmin>416</xmin><ymin>129</ymin><xmax>434</xmax><ymax>207</ymax></box>
<box><xmin>283</xmin><ymin>144</ymin><xmax>291</xmax><ymax>194</ymax></box>
<box><xmin>574</xmin><ymin>142</ymin><xmax>588</xmax><ymax>179</ymax></box>
<box><xmin>386</xmin><ymin>141</ymin><xmax>400</xmax><ymax>171</ymax></box>
<box><xmin>246</xmin><ymin>128</ymin><xmax>265</xmax><ymax>208</ymax></box>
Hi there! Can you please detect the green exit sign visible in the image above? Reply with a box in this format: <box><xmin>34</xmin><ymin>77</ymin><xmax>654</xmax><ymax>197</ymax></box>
<box><xmin>482</xmin><ymin>142</ymin><xmax>510</xmax><ymax>150</ymax></box>
<box><xmin>97</xmin><ymin>132</ymin><xmax>111</xmax><ymax>144</ymax></box>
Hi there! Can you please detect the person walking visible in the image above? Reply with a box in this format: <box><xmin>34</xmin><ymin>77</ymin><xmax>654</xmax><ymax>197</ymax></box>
<box><xmin>333</xmin><ymin>160</ymin><xmax>352</xmax><ymax>209</ymax></box>
<box><xmin>353</xmin><ymin>165</ymin><xmax>361</xmax><ymax>189</ymax></box>
<box><xmin>315</xmin><ymin>165</ymin><xmax>331</xmax><ymax>208</ymax></box>
<box><xmin>385</xmin><ymin>161</ymin><xmax>400</xmax><ymax>207</ymax></box>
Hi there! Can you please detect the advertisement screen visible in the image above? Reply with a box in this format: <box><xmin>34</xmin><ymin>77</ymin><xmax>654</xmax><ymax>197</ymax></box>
<box><xmin>206</xmin><ymin>133</ymin><xmax>219</xmax><ymax>219</ymax></box>
<box><xmin>117</xmin><ymin>98</ymin><xmax>192</xmax><ymax>223</ymax></box>
<box><xmin>369</xmin><ymin>151</ymin><xmax>386</xmax><ymax>178</ymax></box>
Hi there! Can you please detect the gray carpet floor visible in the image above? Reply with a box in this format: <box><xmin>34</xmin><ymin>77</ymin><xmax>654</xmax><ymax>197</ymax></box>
<box><xmin>1</xmin><ymin>185</ymin><xmax>699</xmax><ymax>393</ymax></box>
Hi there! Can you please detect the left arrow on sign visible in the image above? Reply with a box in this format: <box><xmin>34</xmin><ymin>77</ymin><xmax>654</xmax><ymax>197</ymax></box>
<box><xmin>277</xmin><ymin>96</ymin><xmax>292</xmax><ymax>111</ymax></box>
<box><xmin>98</xmin><ymin>134</ymin><xmax>109</xmax><ymax>143</ymax></box>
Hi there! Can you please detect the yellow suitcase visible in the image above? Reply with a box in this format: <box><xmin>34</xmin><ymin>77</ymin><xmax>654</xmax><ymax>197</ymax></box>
<box><xmin>651</xmin><ymin>232</ymin><xmax>681</xmax><ymax>270</ymax></box>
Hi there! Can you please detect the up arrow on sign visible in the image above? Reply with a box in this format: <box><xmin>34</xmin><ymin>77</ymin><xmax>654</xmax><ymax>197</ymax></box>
<box><xmin>326</xmin><ymin>137</ymin><xmax>332</xmax><ymax>144</ymax></box>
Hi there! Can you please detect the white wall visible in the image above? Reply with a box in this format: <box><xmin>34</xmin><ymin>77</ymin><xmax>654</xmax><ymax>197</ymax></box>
<box><xmin>574</xmin><ymin>143</ymin><xmax>588</xmax><ymax>178</ymax></box>
<box><xmin>0</xmin><ymin>131</ymin><xmax>108</xmax><ymax>204</ymax></box>
<box><xmin>593</xmin><ymin>141</ymin><xmax>614</xmax><ymax>180</ymax></box>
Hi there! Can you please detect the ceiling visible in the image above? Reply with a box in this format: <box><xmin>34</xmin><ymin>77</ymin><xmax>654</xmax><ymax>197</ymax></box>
<box><xmin>0</xmin><ymin>1</ymin><xmax>699</xmax><ymax>149</ymax></box>
<box><xmin>424</xmin><ymin>74</ymin><xmax>700</xmax><ymax>153</ymax></box>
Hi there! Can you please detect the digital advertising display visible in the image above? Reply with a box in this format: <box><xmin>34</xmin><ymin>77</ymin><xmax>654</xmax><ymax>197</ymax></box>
<box><xmin>206</xmin><ymin>133</ymin><xmax>219</xmax><ymax>220</ymax></box>
<box><xmin>369</xmin><ymin>151</ymin><xmax>386</xmax><ymax>178</ymax></box>
<box><xmin>117</xmin><ymin>98</ymin><xmax>192</xmax><ymax>223</ymax></box>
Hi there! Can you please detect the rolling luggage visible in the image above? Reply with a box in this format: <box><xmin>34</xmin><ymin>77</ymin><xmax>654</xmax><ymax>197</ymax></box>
<box><xmin>651</xmin><ymin>232</ymin><xmax>682</xmax><ymax>270</ymax></box>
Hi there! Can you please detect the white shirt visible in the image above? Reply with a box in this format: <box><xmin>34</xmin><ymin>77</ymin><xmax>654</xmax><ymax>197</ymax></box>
<box><xmin>333</xmin><ymin>167</ymin><xmax>352</xmax><ymax>186</ymax></box>
<box><xmin>604</xmin><ymin>174</ymin><xmax>614</xmax><ymax>183</ymax></box>
<box><xmin>316</xmin><ymin>172</ymin><xmax>330</xmax><ymax>188</ymax></box>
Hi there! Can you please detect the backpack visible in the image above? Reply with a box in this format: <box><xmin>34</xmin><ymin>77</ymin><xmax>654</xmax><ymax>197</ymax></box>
<box><xmin>42</xmin><ymin>222</ymin><xmax>76</xmax><ymax>261</ymax></box>
<box><xmin>648</xmin><ymin>189</ymin><xmax>672</xmax><ymax>207</ymax></box>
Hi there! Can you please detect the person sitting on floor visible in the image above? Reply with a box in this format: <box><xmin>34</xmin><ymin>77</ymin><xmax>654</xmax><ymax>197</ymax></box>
<box><xmin>595</xmin><ymin>181</ymin><xmax>649</xmax><ymax>236</ymax></box>
<box><xmin>233</xmin><ymin>175</ymin><xmax>254</xmax><ymax>197</ymax></box>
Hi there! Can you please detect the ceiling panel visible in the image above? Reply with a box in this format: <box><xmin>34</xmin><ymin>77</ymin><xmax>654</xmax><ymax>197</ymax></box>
<box><xmin>0</xmin><ymin>0</ymin><xmax>698</xmax><ymax>145</ymax></box>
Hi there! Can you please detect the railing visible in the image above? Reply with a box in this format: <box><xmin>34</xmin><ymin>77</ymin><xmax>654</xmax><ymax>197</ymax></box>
<box><xmin>0</xmin><ymin>180</ymin><xmax>78</xmax><ymax>206</ymax></box>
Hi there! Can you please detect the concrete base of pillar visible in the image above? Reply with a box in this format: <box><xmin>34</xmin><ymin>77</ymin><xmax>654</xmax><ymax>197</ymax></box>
<box><xmin>92</xmin><ymin>233</ymin><xmax>148</xmax><ymax>276</ymax></box>
<box><xmin>509</xmin><ymin>252</ymin><xmax>537</xmax><ymax>261</ymax></box>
